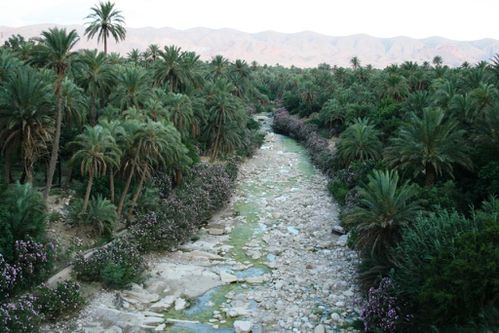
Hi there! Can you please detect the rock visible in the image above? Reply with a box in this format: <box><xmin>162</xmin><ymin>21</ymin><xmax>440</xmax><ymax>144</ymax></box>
<box><xmin>336</xmin><ymin>234</ymin><xmax>349</xmax><ymax>247</ymax></box>
<box><xmin>225</xmin><ymin>306</ymin><xmax>250</xmax><ymax>317</ymax></box>
<box><xmin>154</xmin><ymin>324</ymin><xmax>166</xmax><ymax>331</ymax></box>
<box><xmin>142</xmin><ymin>316</ymin><xmax>164</xmax><ymax>325</ymax></box>
<box><xmin>314</xmin><ymin>324</ymin><xmax>326</xmax><ymax>333</ymax></box>
<box><xmin>120</xmin><ymin>289</ymin><xmax>160</xmax><ymax>306</ymax></box>
<box><xmin>245</xmin><ymin>274</ymin><xmax>269</xmax><ymax>284</ymax></box>
<box><xmin>220</xmin><ymin>271</ymin><xmax>238</xmax><ymax>283</ymax></box>
<box><xmin>287</xmin><ymin>226</ymin><xmax>299</xmax><ymax>235</ymax></box>
<box><xmin>149</xmin><ymin>295</ymin><xmax>176</xmax><ymax>312</ymax></box>
<box><xmin>174</xmin><ymin>298</ymin><xmax>187</xmax><ymax>311</ymax></box>
<box><xmin>331</xmin><ymin>312</ymin><xmax>341</xmax><ymax>321</ymax></box>
<box><xmin>234</xmin><ymin>320</ymin><xmax>253</xmax><ymax>333</ymax></box>
<box><xmin>335</xmin><ymin>301</ymin><xmax>345</xmax><ymax>308</ymax></box>
<box><xmin>207</xmin><ymin>226</ymin><xmax>225</xmax><ymax>235</ymax></box>
<box><xmin>331</xmin><ymin>225</ymin><xmax>345</xmax><ymax>235</ymax></box>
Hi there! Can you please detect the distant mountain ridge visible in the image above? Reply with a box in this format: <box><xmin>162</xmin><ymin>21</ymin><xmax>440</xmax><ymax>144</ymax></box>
<box><xmin>1</xmin><ymin>24</ymin><xmax>499</xmax><ymax>68</ymax></box>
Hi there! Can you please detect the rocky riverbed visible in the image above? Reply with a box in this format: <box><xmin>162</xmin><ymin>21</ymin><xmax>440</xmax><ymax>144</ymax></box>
<box><xmin>46</xmin><ymin>115</ymin><xmax>361</xmax><ymax>333</ymax></box>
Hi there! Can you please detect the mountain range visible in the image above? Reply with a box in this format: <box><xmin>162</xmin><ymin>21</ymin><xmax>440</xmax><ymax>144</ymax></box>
<box><xmin>1</xmin><ymin>24</ymin><xmax>499</xmax><ymax>68</ymax></box>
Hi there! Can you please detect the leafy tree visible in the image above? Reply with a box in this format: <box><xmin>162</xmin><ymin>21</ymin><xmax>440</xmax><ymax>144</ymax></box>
<box><xmin>337</xmin><ymin>118</ymin><xmax>382</xmax><ymax>164</ymax></box>
<box><xmin>76</xmin><ymin>49</ymin><xmax>115</xmax><ymax>124</ymax></box>
<box><xmin>70</xmin><ymin>125</ymin><xmax>121</xmax><ymax>212</ymax></box>
<box><xmin>0</xmin><ymin>67</ymin><xmax>53</xmax><ymax>184</ymax></box>
<box><xmin>385</xmin><ymin>108</ymin><xmax>471</xmax><ymax>187</ymax></box>
<box><xmin>344</xmin><ymin>169</ymin><xmax>420</xmax><ymax>260</ymax></box>
<box><xmin>112</xmin><ymin>64</ymin><xmax>150</xmax><ymax>109</ymax></box>
<box><xmin>84</xmin><ymin>1</ymin><xmax>126</xmax><ymax>54</ymax></box>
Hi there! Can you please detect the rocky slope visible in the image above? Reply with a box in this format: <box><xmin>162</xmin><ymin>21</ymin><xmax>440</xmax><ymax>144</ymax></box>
<box><xmin>1</xmin><ymin>24</ymin><xmax>499</xmax><ymax>67</ymax></box>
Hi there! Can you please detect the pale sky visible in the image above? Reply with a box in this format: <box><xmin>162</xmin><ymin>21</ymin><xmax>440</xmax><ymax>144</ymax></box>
<box><xmin>1</xmin><ymin>0</ymin><xmax>498</xmax><ymax>40</ymax></box>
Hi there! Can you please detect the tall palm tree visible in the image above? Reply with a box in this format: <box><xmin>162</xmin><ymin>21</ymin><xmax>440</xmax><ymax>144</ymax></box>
<box><xmin>35</xmin><ymin>28</ymin><xmax>79</xmax><ymax>200</ymax></box>
<box><xmin>70</xmin><ymin>125</ymin><xmax>121</xmax><ymax>212</ymax></box>
<box><xmin>350</xmin><ymin>56</ymin><xmax>361</xmax><ymax>70</ymax></box>
<box><xmin>385</xmin><ymin>108</ymin><xmax>472</xmax><ymax>187</ymax></box>
<box><xmin>127</xmin><ymin>48</ymin><xmax>141</xmax><ymax>64</ymax></box>
<box><xmin>337</xmin><ymin>118</ymin><xmax>382</xmax><ymax>164</ymax></box>
<box><xmin>209</xmin><ymin>55</ymin><xmax>229</xmax><ymax>80</ymax></box>
<box><xmin>84</xmin><ymin>1</ymin><xmax>126</xmax><ymax>55</ymax></box>
<box><xmin>99</xmin><ymin>119</ymin><xmax>125</xmax><ymax>203</ymax></box>
<box><xmin>230</xmin><ymin>59</ymin><xmax>251</xmax><ymax>97</ymax></box>
<box><xmin>144</xmin><ymin>44</ymin><xmax>160</xmax><ymax>62</ymax></box>
<box><xmin>344</xmin><ymin>169</ymin><xmax>420</xmax><ymax>259</ymax></box>
<box><xmin>0</xmin><ymin>68</ymin><xmax>54</xmax><ymax>184</ymax></box>
<box><xmin>76</xmin><ymin>49</ymin><xmax>114</xmax><ymax>124</ymax></box>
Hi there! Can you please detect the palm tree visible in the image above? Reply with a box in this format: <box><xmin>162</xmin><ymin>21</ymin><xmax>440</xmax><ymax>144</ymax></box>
<box><xmin>153</xmin><ymin>45</ymin><xmax>185</xmax><ymax>92</ymax></box>
<box><xmin>144</xmin><ymin>44</ymin><xmax>160</xmax><ymax>62</ymax></box>
<box><xmin>127</xmin><ymin>48</ymin><xmax>141</xmax><ymax>64</ymax></box>
<box><xmin>36</xmin><ymin>27</ymin><xmax>79</xmax><ymax>200</ymax></box>
<box><xmin>205</xmin><ymin>79</ymin><xmax>246</xmax><ymax>160</ymax></box>
<box><xmin>230</xmin><ymin>59</ymin><xmax>251</xmax><ymax>97</ymax></box>
<box><xmin>164</xmin><ymin>93</ymin><xmax>194</xmax><ymax>137</ymax></box>
<box><xmin>209</xmin><ymin>55</ymin><xmax>229</xmax><ymax>80</ymax></box>
<box><xmin>432</xmin><ymin>55</ymin><xmax>443</xmax><ymax>67</ymax></box>
<box><xmin>70</xmin><ymin>125</ymin><xmax>121</xmax><ymax>212</ymax></box>
<box><xmin>112</xmin><ymin>64</ymin><xmax>150</xmax><ymax>109</ymax></box>
<box><xmin>337</xmin><ymin>118</ymin><xmax>382</xmax><ymax>164</ymax></box>
<box><xmin>84</xmin><ymin>1</ymin><xmax>126</xmax><ymax>55</ymax></box>
<box><xmin>344</xmin><ymin>169</ymin><xmax>420</xmax><ymax>259</ymax></box>
<box><xmin>385</xmin><ymin>108</ymin><xmax>472</xmax><ymax>187</ymax></box>
<box><xmin>76</xmin><ymin>49</ymin><xmax>114</xmax><ymax>124</ymax></box>
<box><xmin>99</xmin><ymin>119</ymin><xmax>125</xmax><ymax>203</ymax></box>
<box><xmin>0</xmin><ymin>68</ymin><xmax>54</xmax><ymax>184</ymax></box>
<box><xmin>116</xmin><ymin>120</ymin><xmax>188</xmax><ymax>216</ymax></box>
<box><xmin>350</xmin><ymin>56</ymin><xmax>361</xmax><ymax>70</ymax></box>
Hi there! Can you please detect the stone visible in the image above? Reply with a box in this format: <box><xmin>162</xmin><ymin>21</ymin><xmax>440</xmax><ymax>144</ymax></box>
<box><xmin>331</xmin><ymin>312</ymin><xmax>341</xmax><ymax>321</ymax></box>
<box><xmin>149</xmin><ymin>295</ymin><xmax>176</xmax><ymax>312</ymax></box>
<box><xmin>336</xmin><ymin>234</ymin><xmax>349</xmax><ymax>247</ymax></box>
<box><xmin>331</xmin><ymin>225</ymin><xmax>345</xmax><ymax>235</ymax></box>
<box><xmin>234</xmin><ymin>320</ymin><xmax>253</xmax><ymax>333</ymax></box>
<box><xmin>207</xmin><ymin>226</ymin><xmax>225</xmax><ymax>235</ymax></box>
<box><xmin>154</xmin><ymin>324</ymin><xmax>166</xmax><ymax>331</ymax></box>
<box><xmin>175</xmin><ymin>298</ymin><xmax>187</xmax><ymax>311</ymax></box>
<box><xmin>314</xmin><ymin>324</ymin><xmax>326</xmax><ymax>333</ymax></box>
<box><xmin>220</xmin><ymin>271</ymin><xmax>238</xmax><ymax>283</ymax></box>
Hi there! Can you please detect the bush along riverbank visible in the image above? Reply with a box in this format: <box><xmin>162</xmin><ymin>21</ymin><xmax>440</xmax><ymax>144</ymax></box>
<box><xmin>273</xmin><ymin>108</ymin><xmax>499</xmax><ymax>332</ymax></box>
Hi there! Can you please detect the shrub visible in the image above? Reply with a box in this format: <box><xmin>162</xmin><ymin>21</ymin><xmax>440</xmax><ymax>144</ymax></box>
<box><xmin>68</xmin><ymin>195</ymin><xmax>117</xmax><ymax>239</ymax></box>
<box><xmin>0</xmin><ymin>183</ymin><xmax>47</xmax><ymax>262</ymax></box>
<box><xmin>392</xmin><ymin>202</ymin><xmax>499</xmax><ymax>329</ymax></box>
<box><xmin>361</xmin><ymin>277</ymin><xmax>413</xmax><ymax>333</ymax></box>
<box><xmin>34</xmin><ymin>281</ymin><xmax>85</xmax><ymax>321</ymax></box>
<box><xmin>328</xmin><ymin>179</ymin><xmax>349</xmax><ymax>205</ymax></box>
<box><xmin>0</xmin><ymin>295</ymin><xmax>41</xmax><ymax>333</ymax></box>
<box><xmin>344</xmin><ymin>169</ymin><xmax>420</xmax><ymax>260</ymax></box>
<box><xmin>73</xmin><ymin>240</ymin><xmax>144</xmax><ymax>289</ymax></box>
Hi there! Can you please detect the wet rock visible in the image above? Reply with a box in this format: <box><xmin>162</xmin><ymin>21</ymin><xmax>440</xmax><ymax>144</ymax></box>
<box><xmin>336</xmin><ymin>234</ymin><xmax>349</xmax><ymax>247</ymax></box>
<box><xmin>220</xmin><ymin>271</ymin><xmax>238</xmax><ymax>283</ymax></box>
<box><xmin>234</xmin><ymin>320</ymin><xmax>253</xmax><ymax>333</ymax></box>
<box><xmin>174</xmin><ymin>298</ymin><xmax>187</xmax><ymax>311</ymax></box>
<box><xmin>149</xmin><ymin>295</ymin><xmax>176</xmax><ymax>312</ymax></box>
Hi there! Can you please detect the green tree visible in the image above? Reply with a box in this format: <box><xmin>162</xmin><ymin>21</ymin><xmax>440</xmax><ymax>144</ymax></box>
<box><xmin>337</xmin><ymin>118</ymin><xmax>382</xmax><ymax>164</ymax></box>
<box><xmin>385</xmin><ymin>108</ymin><xmax>471</xmax><ymax>187</ymax></box>
<box><xmin>344</xmin><ymin>169</ymin><xmax>420</xmax><ymax>259</ymax></box>
<box><xmin>84</xmin><ymin>1</ymin><xmax>126</xmax><ymax>55</ymax></box>
<box><xmin>70</xmin><ymin>125</ymin><xmax>121</xmax><ymax>212</ymax></box>
<box><xmin>76</xmin><ymin>49</ymin><xmax>115</xmax><ymax>125</ymax></box>
<box><xmin>36</xmin><ymin>27</ymin><xmax>79</xmax><ymax>200</ymax></box>
<box><xmin>0</xmin><ymin>68</ymin><xmax>53</xmax><ymax>184</ymax></box>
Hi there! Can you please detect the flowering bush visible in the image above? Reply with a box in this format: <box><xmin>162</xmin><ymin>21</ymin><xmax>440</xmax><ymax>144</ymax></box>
<box><xmin>73</xmin><ymin>239</ymin><xmax>145</xmax><ymax>289</ymax></box>
<box><xmin>361</xmin><ymin>277</ymin><xmax>412</xmax><ymax>333</ymax></box>
<box><xmin>130</xmin><ymin>162</ymin><xmax>236</xmax><ymax>252</ymax></box>
<box><xmin>273</xmin><ymin>108</ymin><xmax>335</xmax><ymax>176</ymax></box>
<box><xmin>0</xmin><ymin>240</ymin><xmax>54</xmax><ymax>301</ymax></box>
<box><xmin>0</xmin><ymin>295</ymin><xmax>41</xmax><ymax>333</ymax></box>
<box><xmin>34</xmin><ymin>281</ymin><xmax>85</xmax><ymax>321</ymax></box>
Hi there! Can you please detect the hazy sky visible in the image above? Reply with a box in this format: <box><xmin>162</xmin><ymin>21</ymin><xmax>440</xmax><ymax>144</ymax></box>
<box><xmin>1</xmin><ymin>0</ymin><xmax>498</xmax><ymax>40</ymax></box>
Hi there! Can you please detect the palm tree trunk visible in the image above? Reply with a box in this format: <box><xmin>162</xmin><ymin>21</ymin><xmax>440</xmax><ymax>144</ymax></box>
<box><xmin>131</xmin><ymin>171</ymin><xmax>146</xmax><ymax>206</ymax></box>
<box><xmin>425</xmin><ymin>164</ymin><xmax>436</xmax><ymax>188</ymax></box>
<box><xmin>82</xmin><ymin>169</ymin><xmax>94</xmax><ymax>213</ymax></box>
<box><xmin>44</xmin><ymin>74</ymin><xmax>64</xmax><ymax>201</ymax></box>
<box><xmin>109</xmin><ymin>168</ymin><xmax>115</xmax><ymax>203</ymax></box>
<box><xmin>104</xmin><ymin>33</ymin><xmax>107</xmax><ymax>55</ymax></box>
<box><xmin>3</xmin><ymin>147</ymin><xmax>12</xmax><ymax>184</ymax></box>
<box><xmin>175</xmin><ymin>169</ymin><xmax>183</xmax><ymax>186</ymax></box>
<box><xmin>117</xmin><ymin>164</ymin><xmax>135</xmax><ymax>217</ymax></box>
<box><xmin>90</xmin><ymin>94</ymin><xmax>97</xmax><ymax>125</ymax></box>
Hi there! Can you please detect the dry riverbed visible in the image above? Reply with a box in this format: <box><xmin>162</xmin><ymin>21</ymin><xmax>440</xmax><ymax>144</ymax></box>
<box><xmin>45</xmin><ymin>116</ymin><xmax>361</xmax><ymax>333</ymax></box>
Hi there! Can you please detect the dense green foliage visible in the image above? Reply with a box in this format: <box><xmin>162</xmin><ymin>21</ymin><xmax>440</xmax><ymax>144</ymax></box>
<box><xmin>269</xmin><ymin>57</ymin><xmax>499</xmax><ymax>332</ymax></box>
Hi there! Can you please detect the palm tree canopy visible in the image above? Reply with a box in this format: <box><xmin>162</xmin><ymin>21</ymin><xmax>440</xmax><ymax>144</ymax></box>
<box><xmin>337</xmin><ymin>118</ymin><xmax>382</xmax><ymax>164</ymax></box>
<box><xmin>35</xmin><ymin>28</ymin><xmax>80</xmax><ymax>75</ymax></box>
<box><xmin>84</xmin><ymin>1</ymin><xmax>126</xmax><ymax>46</ymax></box>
